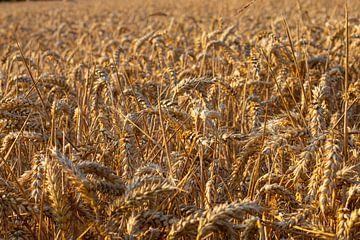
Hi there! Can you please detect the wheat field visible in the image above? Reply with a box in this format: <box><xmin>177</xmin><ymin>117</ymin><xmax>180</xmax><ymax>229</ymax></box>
<box><xmin>0</xmin><ymin>0</ymin><xmax>359</xmax><ymax>239</ymax></box>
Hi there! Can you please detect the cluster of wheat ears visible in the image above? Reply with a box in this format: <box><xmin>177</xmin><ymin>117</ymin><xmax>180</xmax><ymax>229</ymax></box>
<box><xmin>0</xmin><ymin>0</ymin><xmax>359</xmax><ymax>239</ymax></box>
